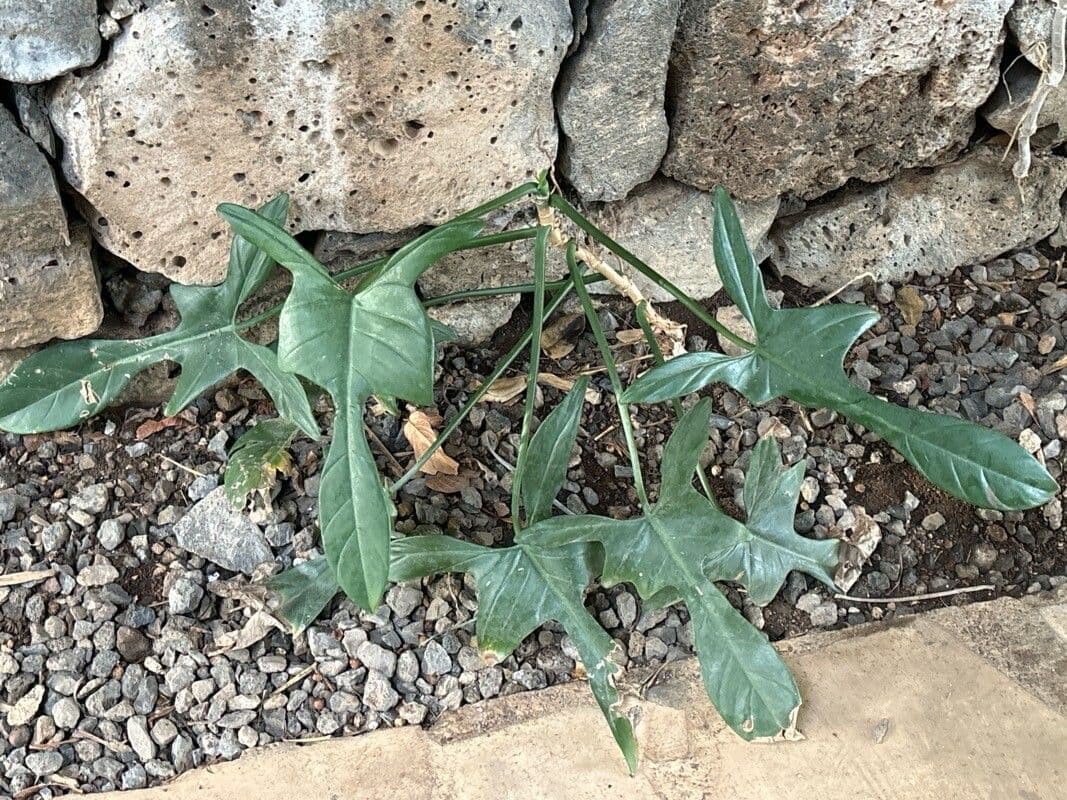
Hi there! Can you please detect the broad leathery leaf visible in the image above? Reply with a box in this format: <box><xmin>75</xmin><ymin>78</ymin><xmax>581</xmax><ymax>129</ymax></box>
<box><xmin>624</xmin><ymin>188</ymin><xmax>1056</xmax><ymax>511</ymax></box>
<box><xmin>217</xmin><ymin>206</ymin><xmax>484</xmax><ymax>611</ymax></box>
<box><xmin>527</xmin><ymin>399</ymin><xmax>842</xmax><ymax>740</ymax></box>
<box><xmin>266</xmin><ymin>556</ymin><xmax>338</xmax><ymax>635</ymax></box>
<box><xmin>0</xmin><ymin>195</ymin><xmax>317</xmax><ymax>438</ymax></box>
<box><xmin>391</xmin><ymin>534</ymin><xmax>638</xmax><ymax>773</ymax></box>
<box><xmin>518</xmin><ymin>377</ymin><xmax>589</xmax><ymax>526</ymax></box>
<box><xmin>224</xmin><ymin>418</ymin><xmax>299</xmax><ymax>507</ymax></box>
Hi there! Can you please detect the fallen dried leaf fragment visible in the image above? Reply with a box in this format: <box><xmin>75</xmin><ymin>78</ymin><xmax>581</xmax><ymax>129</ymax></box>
<box><xmin>479</xmin><ymin>375</ymin><xmax>527</xmax><ymax>404</ymax></box>
<box><xmin>403</xmin><ymin>409</ymin><xmax>459</xmax><ymax>476</ymax></box>
<box><xmin>540</xmin><ymin>312</ymin><xmax>585</xmax><ymax>359</ymax></box>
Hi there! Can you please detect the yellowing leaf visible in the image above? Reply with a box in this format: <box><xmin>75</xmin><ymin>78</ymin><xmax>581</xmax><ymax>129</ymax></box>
<box><xmin>403</xmin><ymin>409</ymin><xmax>460</xmax><ymax>476</ymax></box>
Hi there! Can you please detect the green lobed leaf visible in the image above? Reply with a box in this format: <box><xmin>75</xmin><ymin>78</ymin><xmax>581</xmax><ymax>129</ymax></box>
<box><xmin>623</xmin><ymin>188</ymin><xmax>1056</xmax><ymax>511</ymax></box>
<box><xmin>517</xmin><ymin>377</ymin><xmax>589</xmax><ymax>526</ymax></box>
<box><xmin>0</xmin><ymin>195</ymin><xmax>317</xmax><ymax>438</ymax></box>
<box><xmin>391</xmin><ymin>534</ymin><xmax>638</xmax><ymax>773</ymax></box>
<box><xmin>218</xmin><ymin>204</ymin><xmax>484</xmax><ymax>611</ymax></box>
<box><xmin>224</xmin><ymin>418</ymin><xmax>299</xmax><ymax>507</ymax></box>
<box><xmin>266</xmin><ymin>556</ymin><xmax>338</xmax><ymax>635</ymax></box>
<box><xmin>527</xmin><ymin>399</ymin><xmax>840</xmax><ymax>740</ymax></box>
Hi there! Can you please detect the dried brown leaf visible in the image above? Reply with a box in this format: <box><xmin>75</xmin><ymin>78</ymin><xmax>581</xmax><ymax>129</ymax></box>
<box><xmin>536</xmin><ymin>372</ymin><xmax>601</xmax><ymax>404</ymax></box>
<box><xmin>614</xmin><ymin>329</ymin><xmax>645</xmax><ymax>345</ymax></box>
<box><xmin>134</xmin><ymin>415</ymin><xmax>185</xmax><ymax>441</ymax></box>
<box><xmin>478</xmin><ymin>375</ymin><xmax>527</xmax><ymax>404</ymax></box>
<box><xmin>425</xmin><ymin>472</ymin><xmax>471</xmax><ymax>494</ymax></box>
<box><xmin>402</xmin><ymin>409</ymin><xmax>459</xmax><ymax>476</ymax></box>
<box><xmin>540</xmin><ymin>312</ymin><xmax>585</xmax><ymax>359</ymax></box>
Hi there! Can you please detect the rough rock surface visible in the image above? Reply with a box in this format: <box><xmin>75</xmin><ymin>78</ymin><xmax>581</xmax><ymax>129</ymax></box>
<box><xmin>1008</xmin><ymin>0</ymin><xmax>1058</xmax><ymax>66</ymax></box>
<box><xmin>0</xmin><ymin>0</ymin><xmax>100</xmax><ymax>83</ymax></box>
<box><xmin>664</xmin><ymin>0</ymin><xmax>1013</xmax><ymax>200</ymax></box>
<box><xmin>48</xmin><ymin>0</ymin><xmax>572</xmax><ymax>284</ymax></box>
<box><xmin>590</xmin><ymin>177</ymin><xmax>779</xmax><ymax>301</ymax></box>
<box><xmin>317</xmin><ymin>208</ymin><xmax>563</xmax><ymax>344</ymax></box>
<box><xmin>0</xmin><ymin>108</ymin><xmax>101</xmax><ymax>349</ymax></box>
<box><xmin>983</xmin><ymin>59</ymin><xmax>1067</xmax><ymax>147</ymax></box>
<box><xmin>770</xmin><ymin>147</ymin><xmax>1067</xmax><ymax>289</ymax></box>
<box><xmin>557</xmin><ymin>0</ymin><xmax>681</xmax><ymax>201</ymax></box>
<box><xmin>172</xmin><ymin>488</ymin><xmax>273</xmax><ymax>575</ymax></box>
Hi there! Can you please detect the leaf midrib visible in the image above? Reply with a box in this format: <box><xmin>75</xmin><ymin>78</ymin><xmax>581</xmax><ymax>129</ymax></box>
<box><xmin>742</xmin><ymin>336</ymin><xmax>1033</xmax><ymax>497</ymax></box>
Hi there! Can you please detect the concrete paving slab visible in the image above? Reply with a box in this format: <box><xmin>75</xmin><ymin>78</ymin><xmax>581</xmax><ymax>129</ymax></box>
<box><xmin>81</xmin><ymin>589</ymin><xmax>1067</xmax><ymax>800</ymax></box>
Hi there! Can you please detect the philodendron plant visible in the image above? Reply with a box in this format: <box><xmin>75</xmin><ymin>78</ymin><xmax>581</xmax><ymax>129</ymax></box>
<box><xmin>0</xmin><ymin>176</ymin><xmax>1054</xmax><ymax>772</ymax></box>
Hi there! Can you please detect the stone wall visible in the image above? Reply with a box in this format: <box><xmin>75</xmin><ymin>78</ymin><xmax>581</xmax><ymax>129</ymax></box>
<box><xmin>1</xmin><ymin>0</ymin><xmax>1065</xmax><ymax>355</ymax></box>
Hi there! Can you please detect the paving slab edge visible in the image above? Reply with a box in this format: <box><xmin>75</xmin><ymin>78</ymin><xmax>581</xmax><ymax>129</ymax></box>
<box><xmin>70</xmin><ymin>588</ymin><xmax>1067</xmax><ymax>800</ymax></box>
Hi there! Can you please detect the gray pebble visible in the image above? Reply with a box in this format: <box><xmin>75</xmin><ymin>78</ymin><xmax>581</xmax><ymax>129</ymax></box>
<box><xmin>98</xmin><ymin>519</ymin><xmax>126</xmax><ymax>550</ymax></box>
<box><xmin>25</xmin><ymin>750</ymin><xmax>64</xmax><ymax>776</ymax></box>
<box><xmin>363</xmin><ymin>670</ymin><xmax>399</xmax><ymax>712</ymax></box>
<box><xmin>421</xmin><ymin>640</ymin><xmax>452</xmax><ymax>676</ymax></box>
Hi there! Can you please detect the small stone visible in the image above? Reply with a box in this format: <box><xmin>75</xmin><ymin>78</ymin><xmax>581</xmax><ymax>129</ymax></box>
<box><xmin>615</xmin><ymin>591</ymin><xmax>638</xmax><ymax>629</ymax></box>
<box><xmin>72</xmin><ymin>483</ymin><xmax>109</xmax><ymax>514</ymax></box>
<box><xmin>356</xmin><ymin>642</ymin><xmax>397</xmax><ymax>678</ymax></box>
<box><xmin>187</xmin><ymin>475</ymin><xmax>219</xmax><ymax>501</ymax></box>
<box><xmin>396</xmin><ymin>651</ymin><xmax>420</xmax><ymax>684</ymax></box>
<box><xmin>127</xmin><ymin>716</ymin><xmax>156</xmax><ymax>761</ymax></box>
<box><xmin>971</xmin><ymin>542</ymin><xmax>998</xmax><ymax>571</ymax></box>
<box><xmin>168</xmin><ymin>576</ymin><xmax>203</xmax><ymax>615</ymax></box>
<box><xmin>97</xmin><ymin>518</ymin><xmax>125</xmax><ymax>550</ymax></box>
<box><xmin>921</xmin><ymin>512</ymin><xmax>946</xmax><ymax>531</ymax></box>
<box><xmin>77</xmin><ymin>562</ymin><xmax>119</xmax><ymax>587</ymax></box>
<box><xmin>172</xmin><ymin>488</ymin><xmax>272</xmax><ymax>574</ymax></box>
<box><xmin>385</xmin><ymin>585</ymin><xmax>423</xmax><ymax>619</ymax></box>
<box><xmin>151</xmin><ymin>718</ymin><xmax>178</xmax><ymax>746</ymax></box>
<box><xmin>1018</xmin><ymin>429</ymin><xmax>1042</xmax><ymax>454</ymax></box>
<box><xmin>52</xmin><ymin>697</ymin><xmax>81</xmax><ymax>729</ymax></box>
<box><xmin>6</xmin><ymin>685</ymin><xmax>44</xmax><ymax>726</ymax></box>
<box><xmin>421</xmin><ymin>640</ymin><xmax>452</xmax><ymax>676</ymax></box>
<box><xmin>25</xmin><ymin>750</ymin><xmax>64</xmax><ymax>776</ymax></box>
<box><xmin>398</xmin><ymin>701</ymin><xmax>427</xmax><ymax>725</ymax></box>
<box><xmin>363</xmin><ymin>670</ymin><xmax>399</xmax><ymax>712</ymax></box>
<box><xmin>116</xmin><ymin>626</ymin><xmax>151</xmax><ymax>662</ymax></box>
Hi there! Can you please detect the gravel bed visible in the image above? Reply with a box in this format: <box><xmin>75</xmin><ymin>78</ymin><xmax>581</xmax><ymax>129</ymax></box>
<box><xmin>1</xmin><ymin>248</ymin><xmax>1064</xmax><ymax>796</ymax></box>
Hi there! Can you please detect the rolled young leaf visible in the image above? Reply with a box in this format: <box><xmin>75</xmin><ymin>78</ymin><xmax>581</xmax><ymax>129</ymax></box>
<box><xmin>0</xmin><ymin>195</ymin><xmax>317</xmax><ymax>437</ymax></box>
<box><xmin>624</xmin><ymin>188</ymin><xmax>1056</xmax><ymax>511</ymax></box>
<box><xmin>517</xmin><ymin>377</ymin><xmax>590</xmax><ymax>526</ymax></box>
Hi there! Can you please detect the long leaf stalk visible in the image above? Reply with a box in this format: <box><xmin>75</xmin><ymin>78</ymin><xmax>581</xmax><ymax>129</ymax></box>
<box><xmin>549</xmin><ymin>193</ymin><xmax>756</xmax><ymax>352</ymax></box>
<box><xmin>567</xmin><ymin>243</ymin><xmax>650</xmax><ymax>511</ymax></box>
<box><xmin>510</xmin><ymin>227</ymin><xmax>550</xmax><ymax>533</ymax></box>
<box><xmin>390</xmin><ymin>278</ymin><xmax>578</xmax><ymax>493</ymax></box>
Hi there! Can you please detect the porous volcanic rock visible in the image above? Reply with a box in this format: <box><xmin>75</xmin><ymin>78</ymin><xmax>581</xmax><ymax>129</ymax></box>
<box><xmin>0</xmin><ymin>0</ymin><xmax>100</xmax><ymax>83</ymax></box>
<box><xmin>48</xmin><ymin>0</ymin><xmax>572</xmax><ymax>284</ymax></box>
<box><xmin>0</xmin><ymin>107</ymin><xmax>101</xmax><ymax>349</ymax></box>
<box><xmin>557</xmin><ymin>0</ymin><xmax>681</xmax><ymax>201</ymax></box>
<box><xmin>664</xmin><ymin>0</ymin><xmax>1013</xmax><ymax>200</ymax></box>
<box><xmin>770</xmin><ymin>147</ymin><xmax>1067</xmax><ymax>289</ymax></box>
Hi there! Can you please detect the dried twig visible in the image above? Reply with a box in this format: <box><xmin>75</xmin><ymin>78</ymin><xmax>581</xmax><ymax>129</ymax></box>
<box><xmin>834</xmin><ymin>584</ymin><xmax>995</xmax><ymax>604</ymax></box>
<box><xmin>0</xmin><ymin>568</ymin><xmax>56</xmax><ymax>587</ymax></box>
<box><xmin>810</xmin><ymin>272</ymin><xmax>876</xmax><ymax>307</ymax></box>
